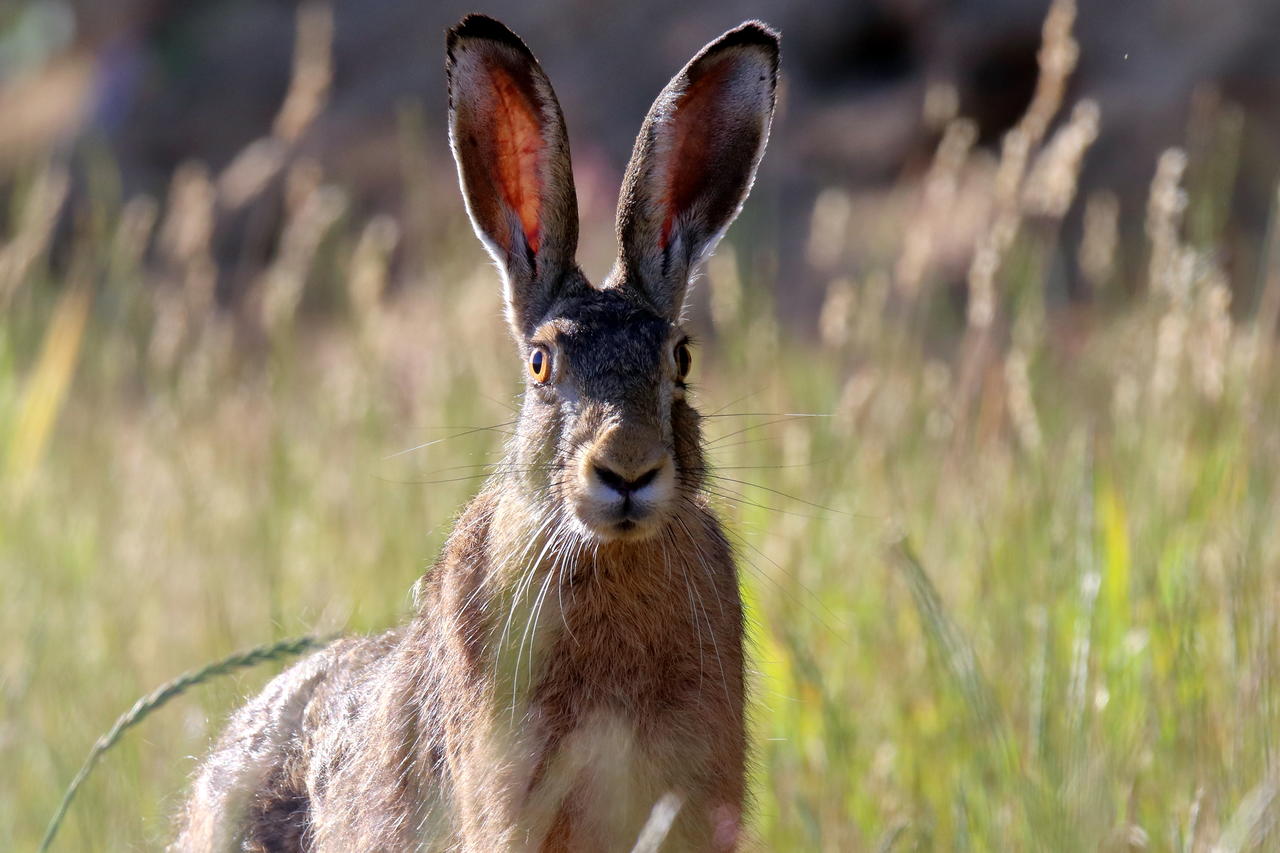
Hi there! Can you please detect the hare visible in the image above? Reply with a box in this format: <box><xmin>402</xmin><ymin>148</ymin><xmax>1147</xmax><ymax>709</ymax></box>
<box><xmin>176</xmin><ymin>14</ymin><xmax>778</xmax><ymax>852</ymax></box>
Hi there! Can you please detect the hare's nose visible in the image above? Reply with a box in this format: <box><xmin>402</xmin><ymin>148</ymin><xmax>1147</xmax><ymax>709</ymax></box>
<box><xmin>592</xmin><ymin>462</ymin><xmax>661</xmax><ymax>497</ymax></box>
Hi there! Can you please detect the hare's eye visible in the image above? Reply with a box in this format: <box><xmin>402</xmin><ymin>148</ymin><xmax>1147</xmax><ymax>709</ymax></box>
<box><xmin>528</xmin><ymin>346</ymin><xmax>553</xmax><ymax>384</ymax></box>
<box><xmin>674</xmin><ymin>341</ymin><xmax>692</xmax><ymax>382</ymax></box>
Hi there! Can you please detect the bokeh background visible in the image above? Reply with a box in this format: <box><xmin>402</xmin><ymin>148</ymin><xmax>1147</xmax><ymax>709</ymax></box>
<box><xmin>5</xmin><ymin>0</ymin><xmax>1280</xmax><ymax>849</ymax></box>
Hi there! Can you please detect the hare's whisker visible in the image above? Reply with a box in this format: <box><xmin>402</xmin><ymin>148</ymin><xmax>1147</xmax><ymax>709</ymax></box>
<box><xmin>702</xmin><ymin>474</ymin><xmax>850</xmax><ymax>517</ymax></box>
<box><xmin>374</xmin><ymin>472</ymin><xmax>496</xmax><ymax>487</ymax></box>
<box><xmin>717</xmin><ymin>523</ymin><xmax>852</xmax><ymax>650</ymax></box>
<box><xmin>693</xmin><ymin>462</ymin><xmax>826</xmax><ymax>472</ymax></box>
<box><xmin>677</xmin><ymin>514</ymin><xmax>727</xmax><ymax>622</ymax></box>
<box><xmin>662</xmin><ymin>526</ymin><xmax>705</xmax><ymax>695</ymax></box>
<box><xmin>705</xmin><ymin>388</ymin><xmax>764</xmax><ymax>416</ymax></box>
<box><xmin>676</xmin><ymin>515</ymin><xmax>731</xmax><ymax>706</ymax></box>
<box><xmin>510</xmin><ymin>517</ymin><xmax>572</xmax><ymax>707</ymax></box>
<box><xmin>494</xmin><ymin>511</ymin><xmax>559</xmax><ymax>703</ymax></box>
<box><xmin>475</xmin><ymin>392</ymin><xmax>522</xmax><ymax>415</ymax></box>
<box><xmin>700</xmin><ymin>411</ymin><xmax>830</xmax><ymax>419</ymax></box>
<box><xmin>703</xmin><ymin>435</ymin><xmax>777</xmax><ymax>453</ymax></box>
<box><xmin>374</xmin><ymin>461</ymin><xmax>554</xmax><ymax>487</ymax></box>
<box><xmin>555</xmin><ymin>536</ymin><xmax>580</xmax><ymax>647</ymax></box>
<box><xmin>416</xmin><ymin>422</ymin><xmax>518</xmax><ymax>431</ymax></box>
<box><xmin>699</xmin><ymin>485</ymin><xmax>831</xmax><ymax>522</ymax></box>
<box><xmin>383</xmin><ymin>421</ymin><xmax>518</xmax><ymax>460</ymax></box>
<box><xmin>517</xmin><ymin>546</ymin><xmax>559</xmax><ymax>704</ymax></box>
<box><xmin>396</xmin><ymin>459</ymin><xmax>533</xmax><ymax>476</ymax></box>
<box><xmin>704</xmin><ymin>414</ymin><xmax>818</xmax><ymax>447</ymax></box>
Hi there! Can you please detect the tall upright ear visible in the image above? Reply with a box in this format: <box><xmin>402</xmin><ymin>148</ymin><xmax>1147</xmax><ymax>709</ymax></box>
<box><xmin>613</xmin><ymin>21</ymin><xmax>778</xmax><ymax>321</ymax></box>
<box><xmin>446</xmin><ymin>15</ymin><xmax>579</xmax><ymax>337</ymax></box>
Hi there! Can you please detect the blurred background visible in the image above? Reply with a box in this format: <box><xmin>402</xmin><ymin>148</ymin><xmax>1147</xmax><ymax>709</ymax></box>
<box><xmin>5</xmin><ymin>0</ymin><xmax>1280</xmax><ymax>310</ymax></box>
<box><xmin>5</xmin><ymin>0</ymin><xmax>1280</xmax><ymax>849</ymax></box>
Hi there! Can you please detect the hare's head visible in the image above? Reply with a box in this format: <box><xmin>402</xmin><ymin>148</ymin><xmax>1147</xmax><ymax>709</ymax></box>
<box><xmin>446</xmin><ymin>15</ymin><xmax>778</xmax><ymax>542</ymax></box>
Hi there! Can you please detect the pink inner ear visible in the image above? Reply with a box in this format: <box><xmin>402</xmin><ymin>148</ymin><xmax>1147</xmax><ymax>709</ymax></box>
<box><xmin>659</xmin><ymin>57</ymin><xmax>735</xmax><ymax>250</ymax></box>
<box><xmin>488</xmin><ymin>66</ymin><xmax>543</xmax><ymax>254</ymax></box>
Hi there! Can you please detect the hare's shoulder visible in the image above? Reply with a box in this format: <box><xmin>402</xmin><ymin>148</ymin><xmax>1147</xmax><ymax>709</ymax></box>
<box><xmin>175</xmin><ymin>633</ymin><xmax>398</xmax><ymax>850</ymax></box>
<box><xmin>211</xmin><ymin>632</ymin><xmax>399</xmax><ymax>766</ymax></box>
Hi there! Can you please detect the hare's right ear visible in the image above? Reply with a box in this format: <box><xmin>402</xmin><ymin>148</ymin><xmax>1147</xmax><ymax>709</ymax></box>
<box><xmin>447</xmin><ymin>15</ymin><xmax>579</xmax><ymax>338</ymax></box>
<box><xmin>613</xmin><ymin>22</ymin><xmax>779</xmax><ymax>321</ymax></box>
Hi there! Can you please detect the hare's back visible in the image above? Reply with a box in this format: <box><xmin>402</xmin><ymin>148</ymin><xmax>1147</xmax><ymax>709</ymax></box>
<box><xmin>175</xmin><ymin>633</ymin><xmax>397</xmax><ymax>851</ymax></box>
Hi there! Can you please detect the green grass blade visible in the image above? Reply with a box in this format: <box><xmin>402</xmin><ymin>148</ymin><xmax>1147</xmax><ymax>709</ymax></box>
<box><xmin>38</xmin><ymin>634</ymin><xmax>333</xmax><ymax>853</ymax></box>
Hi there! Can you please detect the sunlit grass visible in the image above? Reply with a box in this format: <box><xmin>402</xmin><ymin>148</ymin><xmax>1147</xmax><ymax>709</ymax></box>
<box><xmin>5</xmin><ymin>1</ymin><xmax>1280</xmax><ymax>849</ymax></box>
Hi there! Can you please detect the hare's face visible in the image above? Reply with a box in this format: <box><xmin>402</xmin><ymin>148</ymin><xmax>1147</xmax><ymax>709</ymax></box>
<box><xmin>447</xmin><ymin>17</ymin><xmax>777</xmax><ymax>541</ymax></box>
<box><xmin>515</xmin><ymin>287</ymin><xmax>702</xmax><ymax>541</ymax></box>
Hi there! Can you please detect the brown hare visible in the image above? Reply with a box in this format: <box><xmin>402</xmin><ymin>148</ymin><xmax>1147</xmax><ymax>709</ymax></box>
<box><xmin>176</xmin><ymin>14</ymin><xmax>778</xmax><ymax>852</ymax></box>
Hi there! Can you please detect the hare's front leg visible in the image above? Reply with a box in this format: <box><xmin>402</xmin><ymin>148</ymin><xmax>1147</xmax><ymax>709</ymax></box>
<box><xmin>446</xmin><ymin>713</ymin><xmax>551</xmax><ymax>851</ymax></box>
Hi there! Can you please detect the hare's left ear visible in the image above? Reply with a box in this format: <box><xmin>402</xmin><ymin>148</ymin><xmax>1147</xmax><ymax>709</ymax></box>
<box><xmin>613</xmin><ymin>21</ymin><xmax>779</xmax><ymax>321</ymax></box>
<box><xmin>447</xmin><ymin>15</ymin><xmax>579</xmax><ymax>338</ymax></box>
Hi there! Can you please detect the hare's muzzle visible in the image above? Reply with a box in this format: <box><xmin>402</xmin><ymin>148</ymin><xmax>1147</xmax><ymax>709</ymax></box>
<box><xmin>572</xmin><ymin>430</ymin><xmax>675</xmax><ymax>540</ymax></box>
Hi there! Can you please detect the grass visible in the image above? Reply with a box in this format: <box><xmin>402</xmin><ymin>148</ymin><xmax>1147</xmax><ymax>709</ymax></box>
<box><xmin>5</xmin><ymin>1</ymin><xmax>1280</xmax><ymax>849</ymax></box>
<box><xmin>37</xmin><ymin>634</ymin><xmax>330</xmax><ymax>852</ymax></box>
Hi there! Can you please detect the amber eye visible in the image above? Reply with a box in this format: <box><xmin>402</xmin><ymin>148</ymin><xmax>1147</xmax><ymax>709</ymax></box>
<box><xmin>528</xmin><ymin>346</ymin><xmax>552</xmax><ymax>384</ymax></box>
<box><xmin>674</xmin><ymin>340</ymin><xmax>692</xmax><ymax>382</ymax></box>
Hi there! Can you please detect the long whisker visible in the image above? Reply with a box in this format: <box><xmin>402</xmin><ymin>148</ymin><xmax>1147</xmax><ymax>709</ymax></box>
<box><xmin>700</xmin><ymin>412</ymin><xmax>831</xmax><ymax>419</ymax></box>
<box><xmin>694</xmin><ymin>462</ymin><xmax>827</xmax><ymax>471</ymax></box>
<box><xmin>393</xmin><ymin>456</ymin><xmax>514</xmax><ymax>476</ymax></box>
<box><xmin>495</xmin><ymin>511</ymin><xmax>559</xmax><ymax>711</ymax></box>
<box><xmin>699</xmin><ymin>485</ymin><xmax>833</xmax><ymax>522</ymax></box>
<box><xmin>702</xmin><ymin>474</ymin><xmax>854</xmax><ymax>518</ymax></box>
<box><xmin>675</xmin><ymin>514</ymin><xmax>731</xmax><ymax>707</ymax></box>
<box><xmin>717</xmin><ymin>521</ymin><xmax>852</xmax><ymax>650</ymax></box>
<box><xmin>662</xmin><ymin>526</ymin><xmax>705</xmax><ymax>694</ymax></box>
<box><xmin>373</xmin><ymin>471</ymin><xmax>508</xmax><ymax>487</ymax></box>
<box><xmin>703</xmin><ymin>414</ymin><xmax>821</xmax><ymax>448</ymax></box>
<box><xmin>374</xmin><ymin>463</ymin><xmax>556</xmax><ymax>488</ymax></box>
<box><xmin>383</xmin><ymin>422</ymin><xmax>518</xmax><ymax>460</ymax></box>
<box><xmin>517</xmin><ymin>543</ymin><xmax>560</xmax><ymax>705</ymax></box>
<box><xmin>676</xmin><ymin>514</ymin><xmax>727</xmax><ymax>623</ymax></box>
<box><xmin>555</xmin><ymin>536</ymin><xmax>580</xmax><ymax>647</ymax></box>
<box><xmin>476</xmin><ymin>392</ymin><xmax>522</xmax><ymax>415</ymax></box>
<box><xmin>509</xmin><ymin>514</ymin><xmax>576</xmax><ymax>710</ymax></box>
<box><xmin>701</xmin><ymin>435</ymin><xmax>779</xmax><ymax>453</ymax></box>
<box><xmin>704</xmin><ymin>388</ymin><xmax>764</xmax><ymax>416</ymax></box>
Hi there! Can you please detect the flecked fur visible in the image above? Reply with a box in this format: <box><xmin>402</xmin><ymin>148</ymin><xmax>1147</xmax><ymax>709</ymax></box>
<box><xmin>175</xmin><ymin>15</ymin><xmax>778</xmax><ymax>852</ymax></box>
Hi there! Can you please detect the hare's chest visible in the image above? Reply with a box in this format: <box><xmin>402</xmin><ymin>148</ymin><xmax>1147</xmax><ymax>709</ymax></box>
<box><xmin>527</xmin><ymin>706</ymin><xmax>716</xmax><ymax>850</ymax></box>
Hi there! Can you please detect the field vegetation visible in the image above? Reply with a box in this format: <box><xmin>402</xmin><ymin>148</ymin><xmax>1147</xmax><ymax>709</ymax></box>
<box><xmin>4</xmin><ymin>1</ymin><xmax>1280</xmax><ymax>849</ymax></box>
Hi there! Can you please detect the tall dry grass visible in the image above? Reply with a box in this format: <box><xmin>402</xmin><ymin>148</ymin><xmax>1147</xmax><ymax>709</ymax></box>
<box><xmin>4</xmin><ymin>0</ymin><xmax>1280</xmax><ymax>848</ymax></box>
